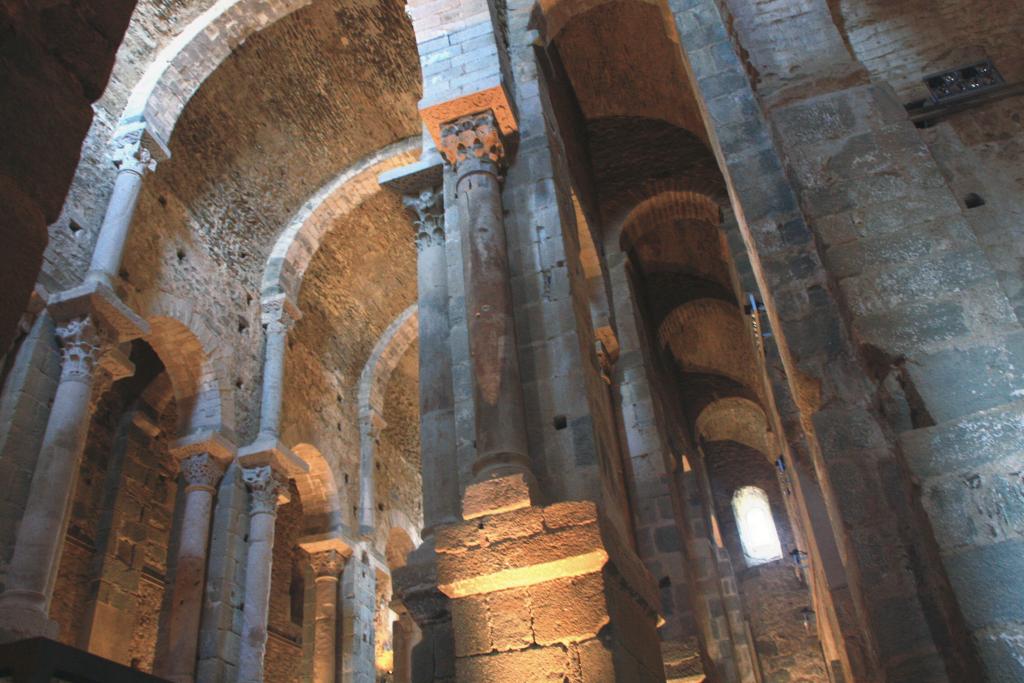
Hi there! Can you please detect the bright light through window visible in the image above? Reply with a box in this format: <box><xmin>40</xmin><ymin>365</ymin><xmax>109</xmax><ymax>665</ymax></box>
<box><xmin>732</xmin><ymin>486</ymin><xmax>783</xmax><ymax>565</ymax></box>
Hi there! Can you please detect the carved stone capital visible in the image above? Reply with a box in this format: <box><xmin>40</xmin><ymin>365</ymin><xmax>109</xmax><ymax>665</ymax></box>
<box><xmin>180</xmin><ymin>453</ymin><xmax>225</xmax><ymax>492</ymax></box>
<box><xmin>439</xmin><ymin>111</ymin><xmax>505</xmax><ymax>174</ymax></box>
<box><xmin>308</xmin><ymin>549</ymin><xmax>346</xmax><ymax>579</ymax></box>
<box><xmin>403</xmin><ymin>188</ymin><xmax>444</xmax><ymax>250</ymax></box>
<box><xmin>111</xmin><ymin>130</ymin><xmax>158</xmax><ymax>176</ymax></box>
<box><xmin>260</xmin><ymin>294</ymin><xmax>299</xmax><ymax>335</ymax></box>
<box><xmin>243</xmin><ymin>465</ymin><xmax>289</xmax><ymax>516</ymax></box>
<box><xmin>56</xmin><ymin>315</ymin><xmax>115</xmax><ymax>384</ymax></box>
<box><xmin>110</xmin><ymin>120</ymin><xmax>169</xmax><ymax>176</ymax></box>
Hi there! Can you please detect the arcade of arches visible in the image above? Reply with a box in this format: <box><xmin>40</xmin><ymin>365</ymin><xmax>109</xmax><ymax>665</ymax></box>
<box><xmin>0</xmin><ymin>0</ymin><xmax>1023</xmax><ymax>681</ymax></box>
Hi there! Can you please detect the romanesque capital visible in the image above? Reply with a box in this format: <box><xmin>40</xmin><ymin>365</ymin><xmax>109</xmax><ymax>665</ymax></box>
<box><xmin>260</xmin><ymin>294</ymin><xmax>299</xmax><ymax>335</ymax></box>
<box><xmin>56</xmin><ymin>315</ymin><xmax>115</xmax><ymax>384</ymax></box>
<box><xmin>439</xmin><ymin>111</ymin><xmax>505</xmax><ymax>175</ymax></box>
<box><xmin>111</xmin><ymin>129</ymin><xmax>159</xmax><ymax>177</ymax></box>
<box><xmin>243</xmin><ymin>465</ymin><xmax>288</xmax><ymax>516</ymax></box>
<box><xmin>180</xmin><ymin>452</ymin><xmax>225</xmax><ymax>492</ymax></box>
<box><xmin>308</xmin><ymin>549</ymin><xmax>346</xmax><ymax>580</ymax></box>
<box><xmin>403</xmin><ymin>187</ymin><xmax>444</xmax><ymax>250</ymax></box>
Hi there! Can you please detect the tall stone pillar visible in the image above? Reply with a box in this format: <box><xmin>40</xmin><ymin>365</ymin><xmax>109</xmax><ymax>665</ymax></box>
<box><xmin>237</xmin><ymin>465</ymin><xmax>289</xmax><ymax>683</ymax></box>
<box><xmin>404</xmin><ymin>187</ymin><xmax>460</xmax><ymax>533</ymax></box>
<box><xmin>298</xmin><ymin>542</ymin><xmax>348</xmax><ymax>683</ymax></box>
<box><xmin>390</xmin><ymin>604</ymin><xmax>420</xmax><ymax>683</ymax></box>
<box><xmin>256</xmin><ymin>294</ymin><xmax>294</xmax><ymax>442</ymax></box>
<box><xmin>441</xmin><ymin>112</ymin><xmax>533</xmax><ymax>487</ymax></box>
<box><xmin>0</xmin><ymin>289</ymin><xmax>143</xmax><ymax>641</ymax></box>
<box><xmin>238</xmin><ymin>296</ymin><xmax>306</xmax><ymax>476</ymax></box>
<box><xmin>86</xmin><ymin>125</ymin><xmax>168</xmax><ymax>288</ymax></box>
<box><xmin>380</xmin><ymin>155</ymin><xmax>460</xmax><ymax>683</ymax></box>
<box><xmin>416</xmin><ymin>108</ymin><xmax>666</xmax><ymax>682</ymax></box>
<box><xmin>159</xmin><ymin>451</ymin><xmax>228</xmax><ymax>683</ymax></box>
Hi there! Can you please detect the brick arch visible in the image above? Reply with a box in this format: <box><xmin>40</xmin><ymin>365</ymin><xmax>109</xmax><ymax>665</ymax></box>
<box><xmin>384</xmin><ymin>527</ymin><xmax>415</xmax><ymax>570</ymax></box>
<box><xmin>382</xmin><ymin>509</ymin><xmax>421</xmax><ymax>559</ymax></box>
<box><xmin>138</xmin><ymin>293</ymin><xmax>235</xmax><ymax>436</ymax></box>
<box><xmin>356</xmin><ymin>305</ymin><xmax>418</xmax><ymax>534</ymax></box>
<box><xmin>291</xmin><ymin>442</ymin><xmax>344</xmax><ymax>534</ymax></box>
<box><xmin>658</xmin><ymin>298</ymin><xmax>762</xmax><ymax>396</ymax></box>
<box><xmin>695</xmin><ymin>397</ymin><xmax>777</xmax><ymax>459</ymax></box>
<box><xmin>605</xmin><ymin>179</ymin><xmax>724</xmax><ymax>254</ymax></box>
<box><xmin>119</xmin><ymin>0</ymin><xmax>313</xmax><ymax>146</ymax></box>
<box><xmin>530</xmin><ymin>0</ymin><xmax>672</xmax><ymax>48</ymax></box>
<box><xmin>260</xmin><ymin>138</ymin><xmax>420</xmax><ymax>304</ymax></box>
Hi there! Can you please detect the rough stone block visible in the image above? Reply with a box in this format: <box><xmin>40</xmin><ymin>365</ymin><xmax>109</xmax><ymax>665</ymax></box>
<box><xmin>487</xmin><ymin>587</ymin><xmax>534</xmax><ymax>652</ymax></box>
<box><xmin>900</xmin><ymin>400</ymin><xmax>1024</xmax><ymax>479</ymax></box>
<box><xmin>455</xmin><ymin>645</ymin><xmax>571</xmax><ymax>682</ymax></box>
<box><xmin>943</xmin><ymin>540</ymin><xmax>1024</xmax><ymax>631</ymax></box>
<box><xmin>450</xmin><ymin>595</ymin><xmax>491</xmax><ymax>657</ymax></box>
<box><xmin>462</xmin><ymin>473</ymin><xmax>533</xmax><ymax>520</ymax></box>
<box><xmin>530</xmin><ymin>572</ymin><xmax>608</xmax><ymax>645</ymax></box>
<box><xmin>907</xmin><ymin>332</ymin><xmax>1024</xmax><ymax>423</ymax></box>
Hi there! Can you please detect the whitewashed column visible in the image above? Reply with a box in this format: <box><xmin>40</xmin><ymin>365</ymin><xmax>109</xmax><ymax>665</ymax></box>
<box><xmin>238</xmin><ymin>465</ymin><xmax>288</xmax><ymax>683</ymax></box>
<box><xmin>404</xmin><ymin>189</ymin><xmax>459</xmax><ymax>534</ymax></box>
<box><xmin>256</xmin><ymin>295</ymin><xmax>296</xmax><ymax>441</ymax></box>
<box><xmin>160</xmin><ymin>453</ymin><xmax>226</xmax><ymax>683</ymax></box>
<box><xmin>0</xmin><ymin>314</ymin><xmax>131</xmax><ymax>640</ymax></box>
<box><xmin>86</xmin><ymin>126</ymin><xmax>167</xmax><ymax>288</ymax></box>
<box><xmin>308</xmin><ymin>549</ymin><xmax>346</xmax><ymax>683</ymax></box>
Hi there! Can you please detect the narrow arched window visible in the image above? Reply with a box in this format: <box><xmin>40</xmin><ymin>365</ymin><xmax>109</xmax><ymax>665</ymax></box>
<box><xmin>731</xmin><ymin>486</ymin><xmax>783</xmax><ymax>565</ymax></box>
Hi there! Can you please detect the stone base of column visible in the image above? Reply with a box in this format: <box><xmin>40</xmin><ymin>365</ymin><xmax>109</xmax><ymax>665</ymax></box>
<box><xmin>0</xmin><ymin>594</ymin><xmax>60</xmax><ymax>643</ymax></box>
<box><xmin>435</xmin><ymin>483</ymin><xmax>666</xmax><ymax>682</ymax></box>
<box><xmin>393</xmin><ymin>540</ymin><xmax>456</xmax><ymax>683</ymax></box>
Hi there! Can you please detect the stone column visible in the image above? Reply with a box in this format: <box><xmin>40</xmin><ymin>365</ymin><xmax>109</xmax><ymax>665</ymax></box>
<box><xmin>256</xmin><ymin>295</ymin><xmax>296</xmax><ymax>441</ymax></box>
<box><xmin>86</xmin><ymin>127</ymin><xmax>165</xmax><ymax>288</ymax></box>
<box><xmin>390</xmin><ymin>603</ymin><xmax>420</xmax><ymax>683</ymax></box>
<box><xmin>237</xmin><ymin>465</ymin><xmax>288</xmax><ymax>683</ymax></box>
<box><xmin>0</xmin><ymin>313</ymin><xmax>133</xmax><ymax>640</ymax></box>
<box><xmin>160</xmin><ymin>453</ymin><xmax>226</xmax><ymax>683</ymax></box>
<box><xmin>440</xmin><ymin>112</ymin><xmax>533</xmax><ymax>487</ymax></box>
<box><xmin>404</xmin><ymin>188</ymin><xmax>459</xmax><ymax>533</ymax></box>
<box><xmin>307</xmin><ymin>549</ymin><xmax>346</xmax><ymax>683</ymax></box>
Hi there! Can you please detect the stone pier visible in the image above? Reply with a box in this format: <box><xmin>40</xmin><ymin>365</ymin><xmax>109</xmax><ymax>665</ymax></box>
<box><xmin>237</xmin><ymin>465</ymin><xmax>289</xmax><ymax>683</ymax></box>
<box><xmin>422</xmin><ymin>102</ymin><xmax>666</xmax><ymax>681</ymax></box>
<box><xmin>298</xmin><ymin>536</ymin><xmax>351</xmax><ymax>683</ymax></box>
<box><xmin>436</xmin><ymin>492</ymin><xmax>666</xmax><ymax>681</ymax></box>
<box><xmin>0</xmin><ymin>284</ymin><xmax>144</xmax><ymax>642</ymax></box>
<box><xmin>159</xmin><ymin>442</ymin><xmax>233</xmax><ymax>683</ymax></box>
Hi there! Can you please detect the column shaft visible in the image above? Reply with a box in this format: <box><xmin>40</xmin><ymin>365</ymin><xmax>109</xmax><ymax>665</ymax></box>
<box><xmin>406</xmin><ymin>189</ymin><xmax>459</xmax><ymax>532</ymax></box>
<box><xmin>238</xmin><ymin>466</ymin><xmax>286</xmax><ymax>683</ymax></box>
<box><xmin>0</xmin><ymin>316</ymin><xmax>111</xmax><ymax>639</ymax></box>
<box><xmin>160</xmin><ymin>454</ymin><xmax>224</xmax><ymax>683</ymax></box>
<box><xmin>443</xmin><ymin>114</ymin><xmax>531</xmax><ymax>482</ymax></box>
<box><xmin>257</xmin><ymin>297</ymin><xmax>292</xmax><ymax>439</ymax></box>
<box><xmin>86</xmin><ymin>167</ymin><xmax>144</xmax><ymax>286</ymax></box>
<box><xmin>391</xmin><ymin>610</ymin><xmax>419</xmax><ymax>683</ymax></box>
<box><xmin>86</xmin><ymin>135</ymin><xmax>157</xmax><ymax>288</ymax></box>
<box><xmin>312</xmin><ymin>577</ymin><xmax>339</xmax><ymax>683</ymax></box>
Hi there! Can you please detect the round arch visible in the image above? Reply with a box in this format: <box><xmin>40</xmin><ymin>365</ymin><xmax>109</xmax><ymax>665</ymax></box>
<box><xmin>291</xmin><ymin>442</ymin><xmax>345</xmax><ymax>534</ymax></box>
<box><xmin>119</xmin><ymin>0</ymin><xmax>314</xmax><ymax>146</ymax></box>
<box><xmin>261</xmin><ymin>138</ymin><xmax>420</xmax><ymax>304</ymax></box>
<box><xmin>356</xmin><ymin>305</ymin><xmax>419</xmax><ymax>533</ymax></box>
<box><xmin>138</xmin><ymin>291</ymin><xmax>236</xmax><ymax>436</ymax></box>
<box><xmin>695</xmin><ymin>396</ymin><xmax>777</xmax><ymax>459</ymax></box>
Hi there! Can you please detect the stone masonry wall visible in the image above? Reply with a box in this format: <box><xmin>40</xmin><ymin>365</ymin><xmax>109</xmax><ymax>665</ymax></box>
<box><xmin>671</xmin><ymin>0</ymin><xmax>1024</xmax><ymax>678</ymax></box>
<box><xmin>50</xmin><ymin>371</ymin><xmax>178</xmax><ymax>671</ymax></box>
